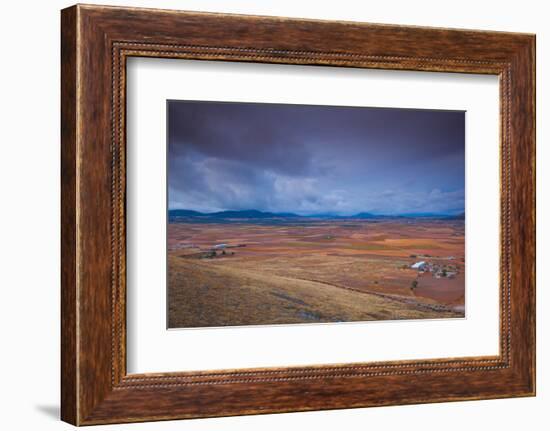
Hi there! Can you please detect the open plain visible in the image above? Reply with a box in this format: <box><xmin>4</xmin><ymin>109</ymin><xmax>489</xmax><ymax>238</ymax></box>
<box><xmin>168</xmin><ymin>218</ymin><xmax>465</xmax><ymax>328</ymax></box>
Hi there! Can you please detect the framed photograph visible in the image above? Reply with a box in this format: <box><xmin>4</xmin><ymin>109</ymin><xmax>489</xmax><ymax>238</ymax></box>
<box><xmin>165</xmin><ymin>100</ymin><xmax>467</xmax><ymax>329</ymax></box>
<box><xmin>61</xmin><ymin>4</ymin><xmax>535</xmax><ymax>425</ymax></box>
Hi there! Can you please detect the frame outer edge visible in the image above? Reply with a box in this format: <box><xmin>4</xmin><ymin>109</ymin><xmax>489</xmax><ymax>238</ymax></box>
<box><xmin>501</xmin><ymin>35</ymin><xmax>536</xmax><ymax>396</ymax></box>
<box><xmin>61</xmin><ymin>4</ymin><xmax>536</xmax><ymax>425</ymax></box>
<box><xmin>531</xmin><ymin>34</ymin><xmax>536</xmax><ymax>396</ymax></box>
<box><xmin>61</xmin><ymin>4</ymin><xmax>79</xmax><ymax>426</ymax></box>
<box><xmin>527</xmin><ymin>35</ymin><xmax>536</xmax><ymax>395</ymax></box>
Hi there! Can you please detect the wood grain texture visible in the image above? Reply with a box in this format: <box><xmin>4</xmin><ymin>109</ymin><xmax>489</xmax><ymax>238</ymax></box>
<box><xmin>60</xmin><ymin>4</ymin><xmax>536</xmax><ymax>425</ymax></box>
<box><xmin>60</xmin><ymin>5</ymin><xmax>78</xmax><ymax>425</ymax></box>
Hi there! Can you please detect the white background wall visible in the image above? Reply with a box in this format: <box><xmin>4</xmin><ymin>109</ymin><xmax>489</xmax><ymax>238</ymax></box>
<box><xmin>0</xmin><ymin>1</ymin><xmax>546</xmax><ymax>429</ymax></box>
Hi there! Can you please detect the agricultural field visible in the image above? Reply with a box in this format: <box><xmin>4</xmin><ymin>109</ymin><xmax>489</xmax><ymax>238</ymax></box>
<box><xmin>167</xmin><ymin>218</ymin><xmax>465</xmax><ymax>328</ymax></box>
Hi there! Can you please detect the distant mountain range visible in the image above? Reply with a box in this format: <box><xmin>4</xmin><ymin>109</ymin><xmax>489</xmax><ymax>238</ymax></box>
<box><xmin>169</xmin><ymin>209</ymin><xmax>465</xmax><ymax>221</ymax></box>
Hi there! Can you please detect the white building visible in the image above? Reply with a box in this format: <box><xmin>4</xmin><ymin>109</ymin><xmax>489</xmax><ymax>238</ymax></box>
<box><xmin>411</xmin><ymin>261</ymin><xmax>427</xmax><ymax>270</ymax></box>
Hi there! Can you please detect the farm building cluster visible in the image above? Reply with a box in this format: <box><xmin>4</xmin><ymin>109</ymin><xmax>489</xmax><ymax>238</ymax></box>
<box><xmin>173</xmin><ymin>243</ymin><xmax>247</xmax><ymax>259</ymax></box>
<box><xmin>409</xmin><ymin>259</ymin><xmax>459</xmax><ymax>279</ymax></box>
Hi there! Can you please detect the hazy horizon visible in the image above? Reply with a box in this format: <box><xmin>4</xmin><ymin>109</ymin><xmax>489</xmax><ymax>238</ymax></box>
<box><xmin>168</xmin><ymin>207</ymin><xmax>464</xmax><ymax>217</ymax></box>
<box><xmin>168</xmin><ymin>100</ymin><xmax>465</xmax><ymax>216</ymax></box>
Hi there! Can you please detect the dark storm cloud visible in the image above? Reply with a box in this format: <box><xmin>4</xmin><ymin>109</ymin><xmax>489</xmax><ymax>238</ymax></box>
<box><xmin>168</xmin><ymin>102</ymin><xmax>315</xmax><ymax>176</ymax></box>
<box><xmin>168</xmin><ymin>100</ymin><xmax>465</xmax><ymax>215</ymax></box>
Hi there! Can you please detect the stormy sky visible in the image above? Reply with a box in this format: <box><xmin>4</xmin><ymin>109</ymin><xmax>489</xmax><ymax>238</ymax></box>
<box><xmin>167</xmin><ymin>100</ymin><xmax>465</xmax><ymax>216</ymax></box>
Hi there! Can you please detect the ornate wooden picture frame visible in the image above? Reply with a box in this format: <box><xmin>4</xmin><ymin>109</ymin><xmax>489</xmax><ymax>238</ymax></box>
<box><xmin>61</xmin><ymin>4</ymin><xmax>535</xmax><ymax>425</ymax></box>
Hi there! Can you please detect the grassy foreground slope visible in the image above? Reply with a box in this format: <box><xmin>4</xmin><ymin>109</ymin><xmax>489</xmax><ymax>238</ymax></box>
<box><xmin>168</xmin><ymin>257</ymin><xmax>461</xmax><ymax>328</ymax></box>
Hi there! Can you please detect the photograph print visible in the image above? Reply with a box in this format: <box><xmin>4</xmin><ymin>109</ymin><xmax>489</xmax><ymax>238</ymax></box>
<box><xmin>167</xmin><ymin>100</ymin><xmax>465</xmax><ymax>329</ymax></box>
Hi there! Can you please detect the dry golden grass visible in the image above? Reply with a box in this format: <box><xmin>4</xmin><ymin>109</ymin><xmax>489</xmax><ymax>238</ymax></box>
<box><xmin>168</xmin><ymin>258</ymin><xmax>460</xmax><ymax>328</ymax></box>
<box><xmin>168</xmin><ymin>219</ymin><xmax>465</xmax><ymax>328</ymax></box>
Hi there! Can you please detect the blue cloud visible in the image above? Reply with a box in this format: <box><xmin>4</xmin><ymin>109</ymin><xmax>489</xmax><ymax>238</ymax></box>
<box><xmin>168</xmin><ymin>101</ymin><xmax>465</xmax><ymax>215</ymax></box>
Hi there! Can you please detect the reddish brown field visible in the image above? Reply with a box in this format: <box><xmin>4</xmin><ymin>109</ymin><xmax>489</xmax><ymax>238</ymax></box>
<box><xmin>168</xmin><ymin>219</ymin><xmax>465</xmax><ymax>328</ymax></box>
